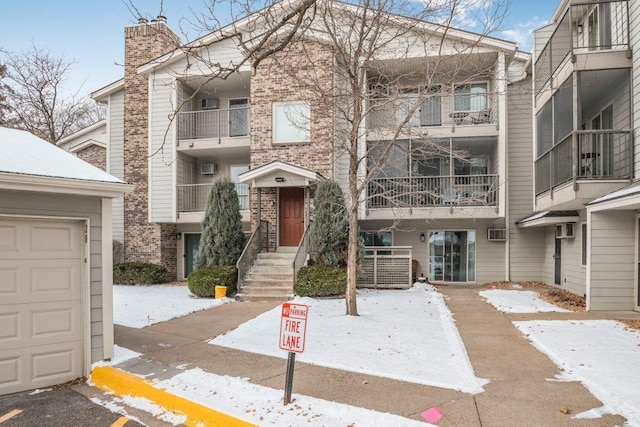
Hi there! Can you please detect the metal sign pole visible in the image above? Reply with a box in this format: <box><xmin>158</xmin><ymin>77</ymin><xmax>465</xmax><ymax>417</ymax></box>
<box><xmin>284</xmin><ymin>351</ymin><xmax>296</xmax><ymax>405</ymax></box>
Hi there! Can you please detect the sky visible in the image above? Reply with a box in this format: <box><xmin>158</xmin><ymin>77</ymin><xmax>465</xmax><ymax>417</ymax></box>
<box><xmin>0</xmin><ymin>0</ymin><xmax>558</xmax><ymax>97</ymax></box>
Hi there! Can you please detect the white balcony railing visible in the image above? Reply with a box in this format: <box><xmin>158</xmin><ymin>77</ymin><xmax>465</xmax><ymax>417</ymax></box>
<box><xmin>177</xmin><ymin>183</ymin><xmax>249</xmax><ymax>213</ymax></box>
<box><xmin>367</xmin><ymin>175</ymin><xmax>498</xmax><ymax>209</ymax></box>
<box><xmin>177</xmin><ymin>107</ymin><xmax>250</xmax><ymax>141</ymax></box>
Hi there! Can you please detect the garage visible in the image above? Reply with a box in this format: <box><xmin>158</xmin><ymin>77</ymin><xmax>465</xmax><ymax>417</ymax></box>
<box><xmin>0</xmin><ymin>128</ymin><xmax>131</xmax><ymax>395</ymax></box>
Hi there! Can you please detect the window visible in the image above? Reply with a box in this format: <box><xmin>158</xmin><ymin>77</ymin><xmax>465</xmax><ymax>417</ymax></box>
<box><xmin>454</xmin><ymin>83</ymin><xmax>487</xmax><ymax>112</ymax></box>
<box><xmin>360</xmin><ymin>231</ymin><xmax>392</xmax><ymax>247</ymax></box>
<box><xmin>230</xmin><ymin>165</ymin><xmax>249</xmax><ymax>210</ymax></box>
<box><xmin>581</xmin><ymin>223</ymin><xmax>587</xmax><ymax>266</ymax></box>
<box><xmin>536</xmin><ymin>100</ymin><xmax>553</xmax><ymax>156</ymax></box>
<box><xmin>229</xmin><ymin>98</ymin><xmax>249</xmax><ymax>137</ymax></box>
<box><xmin>273</xmin><ymin>102</ymin><xmax>309</xmax><ymax>143</ymax></box>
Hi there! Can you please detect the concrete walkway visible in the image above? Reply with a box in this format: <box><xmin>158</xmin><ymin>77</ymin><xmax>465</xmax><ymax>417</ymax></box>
<box><xmin>105</xmin><ymin>287</ymin><xmax>638</xmax><ymax>426</ymax></box>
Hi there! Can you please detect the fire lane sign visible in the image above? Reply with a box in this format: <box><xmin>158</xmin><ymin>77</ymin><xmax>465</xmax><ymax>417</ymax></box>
<box><xmin>279</xmin><ymin>302</ymin><xmax>308</xmax><ymax>353</ymax></box>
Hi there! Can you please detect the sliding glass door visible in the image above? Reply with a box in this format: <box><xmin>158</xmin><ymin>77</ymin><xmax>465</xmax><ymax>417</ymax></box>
<box><xmin>428</xmin><ymin>230</ymin><xmax>476</xmax><ymax>282</ymax></box>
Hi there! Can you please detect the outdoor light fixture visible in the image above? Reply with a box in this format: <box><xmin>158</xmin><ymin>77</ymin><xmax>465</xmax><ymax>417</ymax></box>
<box><xmin>420</xmin><ymin>233</ymin><xmax>425</xmax><ymax>242</ymax></box>
<box><xmin>177</xmin><ymin>232</ymin><xmax>182</xmax><ymax>240</ymax></box>
<box><xmin>275</xmin><ymin>177</ymin><xmax>286</xmax><ymax>182</ymax></box>
<box><xmin>577</xmin><ymin>23</ymin><xmax>583</xmax><ymax>34</ymax></box>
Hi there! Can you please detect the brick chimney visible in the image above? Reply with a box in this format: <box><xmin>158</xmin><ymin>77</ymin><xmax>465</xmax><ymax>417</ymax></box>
<box><xmin>123</xmin><ymin>19</ymin><xmax>180</xmax><ymax>279</ymax></box>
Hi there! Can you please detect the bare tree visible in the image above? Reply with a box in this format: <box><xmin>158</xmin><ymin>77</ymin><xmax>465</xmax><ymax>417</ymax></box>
<box><xmin>138</xmin><ymin>0</ymin><xmax>512</xmax><ymax>315</ymax></box>
<box><xmin>1</xmin><ymin>46</ymin><xmax>103</xmax><ymax>143</ymax></box>
<box><xmin>0</xmin><ymin>62</ymin><xmax>12</xmax><ymax>127</ymax></box>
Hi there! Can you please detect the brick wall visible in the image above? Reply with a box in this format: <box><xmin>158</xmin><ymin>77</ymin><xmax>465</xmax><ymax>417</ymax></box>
<box><xmin>123</xmin><ymin>22</ymin><xmax>180</xmax><ymax>279</ymax></box>
<box><xmin>250</xmin><ymin>39</ymin><xmax>335</xmax><ymax>250</ymax></box>
<box><xmin>75</xmin><ymin>145</ymin><xmax>106</xmax><ymax>171</ymax></box>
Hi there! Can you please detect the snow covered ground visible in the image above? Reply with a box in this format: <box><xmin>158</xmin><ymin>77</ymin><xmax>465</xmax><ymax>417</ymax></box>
<box><xmin>479</xmin><ymin>289</ymin><xmax>570</xmax><ymax>313</ymax></box>
<box><xmin>93</xmin><ymin>345</ymin><xmax>431</xmax><ymax>426</ymax></box>
<box><xmin>515</xmin><ymin>320</ymin><xmax>640</xmax><ymax>425</ymax></box>
<box><xmin>113</xmin><ymin>284</ymin><xmax>230</xmax><ymax>328</ymax></box>
<box><xmin>211</xmin><ymin>284</ymin><xmax>487</xmax><ymax>394</ymax></box>
<box><xmin>479</xmin><ymin>288</ymin><xmax>640</xmax><ymax>424</ymax></box>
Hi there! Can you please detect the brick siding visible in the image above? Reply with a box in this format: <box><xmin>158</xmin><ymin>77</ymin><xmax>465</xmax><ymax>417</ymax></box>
<box><xmin>75</xmin><ymin>145</ymin><xmax>106</xmax><ymax>171</ymax></box>
<box><xmin>123</xmin><ymin>22</ymin><xmax>180</xmax><ymax>279</ymax></box>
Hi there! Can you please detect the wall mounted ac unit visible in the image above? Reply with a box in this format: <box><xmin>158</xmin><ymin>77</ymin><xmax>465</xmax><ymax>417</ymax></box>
<box><xmin>200</xmin><ymin>163</ymin><xmax>217</xmax><ymax>175</ymax></box>
<box><xmin>201</xmin><ymin>98</ymin><xmax>219</xmax><ymax>110</ymax></box>
<box><xmin>487</xmin><ymin>228</ymin><xmax>506</xmax><ymax>241</ymax></box>
<box><xmin>555</xmin><ymin>223</ymin><xmax>575</xmax><ymax>239</ymax></box>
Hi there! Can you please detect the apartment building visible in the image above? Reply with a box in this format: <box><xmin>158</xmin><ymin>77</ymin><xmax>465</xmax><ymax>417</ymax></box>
<box><xmin>90</xmin><ymin>1</ymin><xmax>541</xmax><ymax>299</ymax></box>
<box><xmin>520</xmin><ymin>0</ymin><xmax>639</xmax><ymax>311</ymax></box>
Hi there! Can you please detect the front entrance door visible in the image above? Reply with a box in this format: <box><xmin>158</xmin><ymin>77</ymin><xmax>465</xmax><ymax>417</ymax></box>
<box><xmin>279</xmin><ymin>187</ymin><xmax>305</xmax><ymax>246</ymax></box>
<box><xmin>184</xmin><ymin>233</ymin><xmax>201</xmax><ymax>278</ymax></box>
<box><xmin>554</xmin><ymin>236</ymin><xmax>562</xmax><ymax>285</ymax></box>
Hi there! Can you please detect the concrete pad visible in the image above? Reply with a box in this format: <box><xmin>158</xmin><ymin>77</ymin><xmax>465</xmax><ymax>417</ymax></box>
<box><xmin>114</xmin><ymin>325</ymin><xmax>198</xmax><ymax>354</ymax></box>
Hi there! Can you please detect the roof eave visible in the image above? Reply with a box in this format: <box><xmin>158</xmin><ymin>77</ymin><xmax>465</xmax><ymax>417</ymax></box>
<box><xmin>0</xmin><ymin>172</ymin><xmax>133</xmax><ymax>199</ymax></box>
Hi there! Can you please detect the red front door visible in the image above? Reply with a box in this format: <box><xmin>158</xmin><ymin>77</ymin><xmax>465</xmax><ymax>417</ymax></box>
<box><xmin>279</xmin><ymin>187</ymin><xmax>305</xmax><ymax>246</ymax></box>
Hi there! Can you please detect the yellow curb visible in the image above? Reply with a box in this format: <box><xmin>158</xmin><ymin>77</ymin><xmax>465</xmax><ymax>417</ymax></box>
<box><xmin>91</xmin><ymin>366</ymin><xmax>255</xmax><ymax>427</ymax></box>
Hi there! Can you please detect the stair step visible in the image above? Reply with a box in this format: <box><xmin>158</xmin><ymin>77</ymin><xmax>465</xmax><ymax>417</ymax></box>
<box><xmin>258</xmin><ymin>252</ymin><xmax>297</xmax><ymax>259</ymax></box>
<box><xmin>248</xmin><ymin>265</ymin><xmax>293</xmax><ymax>274</ymax></box>
<box><xmin>242</xmin><ymin>285</ymin><xmax>292</xmax><ymax>296</ymax></box>
<box><xmin>237</xmin><ymin>294</ymin><xmax>292</xmax><ymax>302</ymax></box>
<box><xmin>254</xmin><ymin>258</ymin><xmax>294</xmax><ymax>266</ymax></box>
<box><xmin>244</xmin><ymin>273</ymin><xmax>293</xmax><ymax>281</ymax></box>
<box><xmin>276</xmin><ymin>247</ymin><xmax>297</xmax><ymax>253</ymax></box>
<box><xmin>243</xmin><ymin>279</ymin><xmax>293</xmax><ymax>288</ymax></box>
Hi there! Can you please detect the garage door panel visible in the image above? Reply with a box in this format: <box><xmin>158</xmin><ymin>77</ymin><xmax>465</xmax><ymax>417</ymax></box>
<box><xmin>0</xmin><ymin>267</ymin><xmax>18</xmax><ymax>296</ymax></box>
<box><xmin>0</xmin><ymin>217</ymin><xmax>84</xmax><ymax>395</ymax></box>
<box><xmin>0</xmin><ymin>259</ymin><xmax>81</xmax><ymax>304</ymax></box>
<box><xmin>0</xmin><ymin>341</ymin><xmax>82</xmax><ymax>395</ymax></box>
<box><xmin>0</xmin><ymin>301</ymin><xmax>82</xmax><ymax>351</ymax></box>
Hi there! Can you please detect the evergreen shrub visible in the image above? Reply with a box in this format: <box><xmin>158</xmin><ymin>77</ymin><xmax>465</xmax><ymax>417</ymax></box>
<box><xmin>113</xmin><ymin>262</ymin><xmax>167</xmax><ymax>285</ymax></box>
<box><xmin>295</xmin><ymin>265</ymin><xmax>347</xmax><ymax>297</ymax></box>
<box><xmin>188</xmin><ymin>266</ymin><xmax>238</xmax><ymax>297</ymax></box>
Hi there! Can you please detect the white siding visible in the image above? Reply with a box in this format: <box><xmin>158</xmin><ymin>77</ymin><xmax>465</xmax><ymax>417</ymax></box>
<box><xmin>561</xmin><ymin>212</ymin><xmax>586</xmax><ymax>296</ymax></box>
<box><xmin>0</xmin><ymin>191</ymin><xmax>105</xmax><ymax>362</ymax></box>
<box><xmin>390</xmin><ymin>219</ymin><xmax>506</xmax><ymax>284</ymax></box>
<box><xmin>59</xmin><ymin>125</ymin><xmax>107</xmax><ymax>152</ymax></box>
<box><xmin>589</xmin><ymin>210</ymin><xmax>635</xmax><ymax>310</ymax></box>
<box><xmin>507</xmin><ymin>76</ymin><xmax>545</xmax><ymax>281</ymax></box>
<box><xmin>149</xmin><ymin>77</ymin><xmax>177</xmax><ymax>223</ymax></box>
<box><xmin>630</xmin><ymin>0</ymin><xmax>640</xmax><ymax>177</ymax></box>
<box><xmin>109</xmin><ymin>91</ymin><xmax>125</xmax><ymax>242</ymax></box>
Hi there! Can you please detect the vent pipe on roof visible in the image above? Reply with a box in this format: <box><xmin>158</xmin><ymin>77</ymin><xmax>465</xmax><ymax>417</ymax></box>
<box><xmin>156</xmin><ymin>15</ymin><xmax>167</xmax><ymax>24</ymax></box>
<box><xmin>138</xmin><ymin>17</ymin><xmax>148</xmax><ymax>24</ymax></box>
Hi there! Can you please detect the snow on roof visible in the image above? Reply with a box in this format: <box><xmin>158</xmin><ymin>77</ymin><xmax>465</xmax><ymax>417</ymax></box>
<box><xmin>587</xmin><ymin>181</ymin><xmax>640</xmax><ymax>205</ymax></box>
<box><xmin>0</xmin><ymin>127</ymin><xmax>124</xmax><ymax>184</ymax></box>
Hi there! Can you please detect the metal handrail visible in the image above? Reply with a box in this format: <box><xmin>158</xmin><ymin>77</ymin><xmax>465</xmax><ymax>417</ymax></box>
<box><xmin>236</xmin><ymin>220</ymin><xmax>268</xmax><ymax>294</ymax></box>
<box><xmin>292</xmin><ymin>222</ymin><xmax>313</xmax><ymax>286</ymax></box>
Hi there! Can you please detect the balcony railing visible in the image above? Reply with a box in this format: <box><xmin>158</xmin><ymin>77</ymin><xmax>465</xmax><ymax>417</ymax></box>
<box><xmin>357</xmin><ymin>246</ymin><xmax>412</xmax><ymax>289</ymax></box>
<box><xmin>177</xmin><ymin>183</ymin><xmax>250</xmax><ymax>213</ymax></box>
<box><xmin>535</xmin><ymin>1</ymin><xmax>629</xmax><ymax>96</ymax></box>
<box><xmin>535</xmin><ymin>130</ymin><xmax>632</xmax><ymax>196</ymax></box>
<box><xmin>367</xmin><ymin>92</ymin><xmax>496</xmax><ymax>130</ymax></box>
<box><xmin>367</xmin><ymin>174</ymin><xmax>498</xmax><ymax>209</ymax></box>
<box><xmin>177</xmin><ymin>107</ymin><xmax>250</xmax><ymax>141</ymax></box>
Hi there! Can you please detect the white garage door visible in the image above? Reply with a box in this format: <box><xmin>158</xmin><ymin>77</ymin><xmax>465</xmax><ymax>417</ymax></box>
<box><xmin>0</xmin><ymin>217</ymin><xmax>84</xmax><ymax>395</ymax></box>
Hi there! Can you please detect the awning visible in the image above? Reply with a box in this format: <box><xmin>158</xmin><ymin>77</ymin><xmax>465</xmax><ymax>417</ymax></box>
<box><xmin>515</xmin><ymin>210</ymin><xmax>579</xmax><ymax>228</ymax></box>
<box><xmin>586</xmin><ymin>181</ymin><xmax>640</xmax><ymax>212</ymax></box>
<box><xmin>238</xmin><ymin>160</ymin><xmax>325</xmax><ymax>188</ymax></box>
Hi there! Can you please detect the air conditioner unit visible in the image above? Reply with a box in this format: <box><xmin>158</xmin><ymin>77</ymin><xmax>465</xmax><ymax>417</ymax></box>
<box><xmin>200</xmin><ymin>163</ymin><xmax>217</xmax><ymax>175</ymax></box>
<box><xmin>201</xmin><ymin>98</ymin><xmax>219</xmax><ymax>110</ymax></box>
<box><xmin>555</xmin><ymin>223</ymin><xmax>576</xmax><ymax>239</ymax></box>
<box><xmin>487</xmin><ymin>228</ymin><xmax>506</xmax><ymax>241</ymax></box>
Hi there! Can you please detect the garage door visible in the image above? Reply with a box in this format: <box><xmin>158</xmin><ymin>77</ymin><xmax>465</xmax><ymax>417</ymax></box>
<box><xmin>0</xmin><ymin>218</ymin><xmax>84</xmax><ymax>395</ymax></box>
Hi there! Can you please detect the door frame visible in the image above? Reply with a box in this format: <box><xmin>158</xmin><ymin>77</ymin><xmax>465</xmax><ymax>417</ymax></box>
<box><xmin>182</xmin><ymin>232</ymin><xmax>201</xmax><ymax>279</ymax></box>
<box><xmin>426</xmin><ymin>229</ymin><xmax>476</xmax><ymax>283</ymax></box>
<box><xmin>635</xmin><ymin>213</ymin><xmax>640</xmax><ymax>311</ymax></box>
<box><xmin>277</xmin><ymin>187</ymin><xmax>306</xmax><ymax>247</ymax></box>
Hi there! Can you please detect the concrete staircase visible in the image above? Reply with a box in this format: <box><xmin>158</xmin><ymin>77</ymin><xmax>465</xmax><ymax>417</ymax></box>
<box><xmin>238</xmin><ymin>248</ymin><xmax>296</xmax><ymax>302</ymax></box>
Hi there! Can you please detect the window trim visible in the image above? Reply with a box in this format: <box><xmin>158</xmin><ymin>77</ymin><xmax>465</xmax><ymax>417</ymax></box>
<box><xmin>453</xmin><ymin>81</ymin><xmax>489</xmax><ymax>112</ymax></box>
<box><xmin>272</xmin><ymin>101</ymin><xmax>310</xmax><ymax>144</ymax></box>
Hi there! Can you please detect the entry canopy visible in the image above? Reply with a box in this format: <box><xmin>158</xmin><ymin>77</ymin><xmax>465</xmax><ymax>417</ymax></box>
<box><xmin>516</xmin><ymin>210</ymin><xmax>579</xmax><ymax>228</ymax></box>
<box><xmin>239</xmin><ymin>160</ymin><xmax>325</xmax><ymax>188</ymax></box>
<box><xmin>586</xmin><ymin>181</ymin><xmax>640</xmax><ymax>212</ymax></box>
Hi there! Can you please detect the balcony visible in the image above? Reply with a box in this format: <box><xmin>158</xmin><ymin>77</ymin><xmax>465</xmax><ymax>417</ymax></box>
<box><xmin>177</xmin><ymin>107</ymin><xmax>250</xmax><ymax>146</ymax></box>
<box><xmin>535</xmin><ymin>1</ymin><xmax>630</xmax><ymax>98</ymax></box>
<box><xmin>367</xmin><ymin>88</ymin><xmax>497</xmax><ymax>136</ymax></box>
<box><xmin>368</xmin><ymin>175</ymin><xmax>498</xmax><ymax>209</ymax></box>
<box><xmin>177</xmin><ymin>183</ymin><xmax>249</xmax><ymax>222</ymax></box>
<box><xmin>535</xmin><ymin>130</ymin><xmax>632</xmax><ymax>209</ymax></box>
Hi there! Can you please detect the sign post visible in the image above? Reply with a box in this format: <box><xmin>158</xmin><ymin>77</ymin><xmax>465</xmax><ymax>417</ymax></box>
<box><xmin>279</xmin><ymin>302</ymin><xmax>308</xmax><ymax>405</ymax></box>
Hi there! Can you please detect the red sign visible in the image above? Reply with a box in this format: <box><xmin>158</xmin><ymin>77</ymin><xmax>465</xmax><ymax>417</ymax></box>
<box><xmin>279</xmin><ymin>302</ymin><xmax>308</xmax><ymax>353</ymax></box>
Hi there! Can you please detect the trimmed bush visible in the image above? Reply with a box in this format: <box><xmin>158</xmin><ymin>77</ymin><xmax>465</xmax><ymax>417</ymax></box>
<box><xmin>295</xmin><ymin>265</ymin><xmax>346</xmax><ymax>297</ymax></box>
<box><xmin>309</xmin><ymin>180</ymin><xmax>348</xmax><ymax>267</ymax></box>
<box><xmin>188</xmin><ymin>266</ymin><xmax>238</xmax><ymax>298</ymax></box>
<box><xmin>113</xmin><ymin>262</ymin><xmax>167</xmax><ymax>285</ymax></box>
